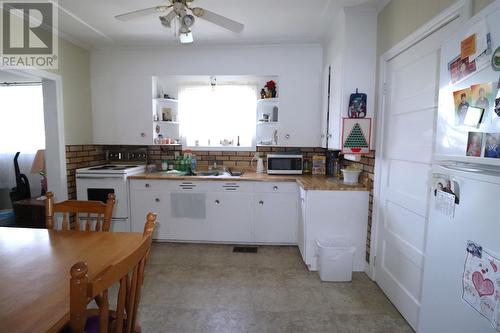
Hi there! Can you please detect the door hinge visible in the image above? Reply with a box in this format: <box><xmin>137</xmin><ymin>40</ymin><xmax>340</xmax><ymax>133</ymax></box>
<box><xmin>373</xmin><ymin>255</ymin><xmax>377</xmax><ymax>266</ymax></box>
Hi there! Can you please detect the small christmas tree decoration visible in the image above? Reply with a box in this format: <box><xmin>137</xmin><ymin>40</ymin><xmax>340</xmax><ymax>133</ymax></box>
<box><xmin>342</xmin><ymin>118</ymin><xmax>371</xmax><ymax>154</ymax></box>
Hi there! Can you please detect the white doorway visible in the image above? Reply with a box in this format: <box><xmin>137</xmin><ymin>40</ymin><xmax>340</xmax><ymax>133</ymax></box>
<box><xmin>372</xmin><ymin>3</ymin><xmax>466</xmax><ymax>330</ymax></box>
<box><xmin>1</xmin><ymin>69</ymin><xmax>67</xmax><ymax>202</ymax></box>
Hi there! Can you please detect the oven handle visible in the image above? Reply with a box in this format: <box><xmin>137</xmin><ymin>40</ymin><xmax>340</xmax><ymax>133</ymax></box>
<box><xmin>76</xmin><ymin>176</ymin><xmax>124</xmax><ymax>180</ymax></box>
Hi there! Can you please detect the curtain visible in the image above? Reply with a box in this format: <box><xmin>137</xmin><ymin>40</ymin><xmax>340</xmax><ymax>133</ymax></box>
<box><xmin>178</xmin><ymin>85</ymin><xmax>257</xmax><ymax>147</ymax></box>
<box><xmin>0</xmin><ymin>85</ymin><xmax>45</xmax><ymax>200</ymax></box>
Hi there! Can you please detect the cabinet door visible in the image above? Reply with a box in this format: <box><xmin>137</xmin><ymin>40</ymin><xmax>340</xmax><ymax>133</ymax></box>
<box><xmin>130</xmin><ymin>189</ymin><xmax>168</xmax><ymax>239</ymax></box>
<box><xmin>92</xmin><ymin>75</ymin><xmax>152</xmax><ymax>145</ymax></box>
<box><xmin>207</xmin><ymin>192</ymin><xmax>253</xmax><ymax>243</ymax></box>
<box><xmin>167</xmin><ymin>191</ymin><xmax>210</xmax><ymax>241</ymax></box>
<box><xmin>254</xmin><ymin>192</ymin><xmax>298</xmax><ymax>243</ymax></box>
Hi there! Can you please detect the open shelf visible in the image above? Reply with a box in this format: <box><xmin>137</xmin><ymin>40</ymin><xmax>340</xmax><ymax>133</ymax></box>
<box><xmin>154</xmin><ymin>121</ymin><xmax>179</xmax><ymax>124</ymax></box>
<box><xmin>154</xmin><ymin>98</ymin><xmax>178</xmax><ymax>103</ymax></box>
<box><xmin>257</xmin><ymin>97</ymin><xmax>279</xmax><ymax>104</ymax></box>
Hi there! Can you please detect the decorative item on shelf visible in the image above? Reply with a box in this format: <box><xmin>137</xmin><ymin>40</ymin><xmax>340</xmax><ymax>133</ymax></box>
<box><xmin>312</xmin><ymin>155</ymin><xmax>326</xmax><ymax>176</ymax></box>
<box><xmin>163</xmin><ymin>94</ymin><xmax>174</xmax><ymax>99</ymax></box>
<box><xmin>260</xmin><ymin>88</ymin><xmax>266</xmax><ymax>99</ymax></box>
<box><xmin>155</xmin><ymin>124</ymin><xmax>160</xmax><ymax>134</ymax></box>
<box><xmin>348</xmin><ymin>89</ymin><xmax>367</xmax><ymax>118</ymax></box>
<box><xmin>162</xmin><ymin>107</ymin><xmax>173</xmax><ymax>121</ymax></box>
<box><xmin>30</xmin><ymin>149</ymin><xmax>46</xmax><ymax>196</ymax></box>
<box><xmin>342</xmin><ymin>118</ymin><xmax>371</xmax><ymax>154</ymax></box>
<box><xmin>272</xmin><ymin>106</ymin><xmax>279</xmax><ymax>122</ymax></box>
<box><xmin>264</xmin><ymin>80</ymin><xmax>277</xmax><ymax>98</ymax></box>
<box><xmin>153</xmin><ymin>113</ymin><xmax>159</xmax><ymax>121</ymax></box>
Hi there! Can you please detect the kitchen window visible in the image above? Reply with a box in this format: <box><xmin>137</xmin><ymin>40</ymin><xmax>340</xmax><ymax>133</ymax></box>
<box><xmin>179</xmin><ymin>84</ymin><xmax>257</xmax><ymax>149</ymax></box>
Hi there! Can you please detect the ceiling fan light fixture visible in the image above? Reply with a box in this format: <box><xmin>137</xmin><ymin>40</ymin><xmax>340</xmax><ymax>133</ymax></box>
<box><xmin>179</xmin><ymin>30</ymin><xmax>193</xmax><ymax>44</ymax></box>
<box><xmin>181</xmin><ymin>14</ymin><xmax>195</xmax><ymax>27</ymax></box>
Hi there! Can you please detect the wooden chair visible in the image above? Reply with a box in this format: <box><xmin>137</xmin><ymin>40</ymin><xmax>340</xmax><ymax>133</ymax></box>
<box><xmin>45</xmin><ymin>192</ymin><xmax>115</xmax><ymax>231</ymax></box>
<box><xmin>67</xmin><ymin>213</ymin><xmax>156</xmax><ymax>333</ymax></box>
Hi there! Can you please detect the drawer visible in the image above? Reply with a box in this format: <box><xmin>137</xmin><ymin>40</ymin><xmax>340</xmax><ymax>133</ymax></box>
<box><xmin>129</xmin><ymin>179</ymin><xmax>171</xmax><ymax>191</ymax></box>
<box><xmin>254</xmin><ymin>182</ymin><xmax>298</xmax><ymax>193</ymax></box>
<box><xmin>208</xmin><ymin>181</ymin><xmax>255</xmax><ymax>192</ymax></box>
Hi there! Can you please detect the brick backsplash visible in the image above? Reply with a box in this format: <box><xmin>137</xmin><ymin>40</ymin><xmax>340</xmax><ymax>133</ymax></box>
<box><xmin>341</xmin><ymin>151</ymin><xmax>376</xmax><ymax>263</ymax></box>
<box><xmin>65</xmin><ymin>145</ymin><xmax>106</xmax><ymax>199</ymax></box>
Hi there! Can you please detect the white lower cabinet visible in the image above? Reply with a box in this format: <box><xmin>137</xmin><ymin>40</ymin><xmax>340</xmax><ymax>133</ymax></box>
<box><xmin>207</xmin><ymin>192</ymin><xmax>253</xmax><ymax>242</ymax></box>
<box><xmin>298</xmin><ymin>188</ymin><xmax>369</xmax><ymax>272</ymax></box>
<box><xmin>130</xmin><ymin>188</ymin><xmax>169</xmax><ymax>239</ymax></box>
<box><xmin>129</xmin><ymin>179</ymin><xmax>299</xmax><ymax>244</ymax></box>
<box><xmin>254</xmin><ymin>192</ymin><xmax>297</xmax><ymax>243</ymax></box>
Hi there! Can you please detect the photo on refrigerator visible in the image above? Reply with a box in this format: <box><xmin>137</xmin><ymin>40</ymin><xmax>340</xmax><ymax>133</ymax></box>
<box><xmin>466</xmin><ymin>132</ymin><xmax>483</xmax><ymax>157</ymax></box>
<box><xmin>484</xmin><ymin>133</ymin><xmax>500</xmax><ymax>158</ymax></box>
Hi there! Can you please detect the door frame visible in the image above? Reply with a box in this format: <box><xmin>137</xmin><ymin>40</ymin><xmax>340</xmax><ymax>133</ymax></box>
<box><xmin>3</xmin><ymin>68</ymin><xmax>68</xmax><ymax>201</ymax></box>
<box><xmin>368</xmin><ymin>0</ymin><xmax>471</xmax><ymax>280</ymax></box>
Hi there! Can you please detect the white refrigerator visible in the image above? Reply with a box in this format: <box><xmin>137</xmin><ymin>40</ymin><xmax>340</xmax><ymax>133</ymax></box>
<box><xmin>419</xmin><ymin>2</ymin><xmax>500</xmax><ymax>332</ymax></box>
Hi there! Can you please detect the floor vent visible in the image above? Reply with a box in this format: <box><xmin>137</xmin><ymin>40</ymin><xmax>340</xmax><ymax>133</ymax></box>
<box><xmin>232</xmin><ymin>246</ymin><xmax>258</xmax><ymax>253</ymax></box>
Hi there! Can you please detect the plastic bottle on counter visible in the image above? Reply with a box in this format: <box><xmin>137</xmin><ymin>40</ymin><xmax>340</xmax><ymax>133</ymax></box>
<box><xmin>191</xmin><ymin>154</ymin><xmax>197</xmax><ymax>173</ymax></box>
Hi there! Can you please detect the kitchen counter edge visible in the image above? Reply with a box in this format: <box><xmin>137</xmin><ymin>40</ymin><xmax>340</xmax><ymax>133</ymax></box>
<box><xmin>128</xmin><ymin>172</ymin><xmax>369</xmax><ymax>191</ymax></box>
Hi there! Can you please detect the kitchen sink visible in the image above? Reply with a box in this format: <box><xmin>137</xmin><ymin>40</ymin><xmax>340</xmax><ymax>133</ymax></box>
<box><xmin>194</xmin><ymin>170</ymin><xmax>243</xmax><ymax>177</ymax></box>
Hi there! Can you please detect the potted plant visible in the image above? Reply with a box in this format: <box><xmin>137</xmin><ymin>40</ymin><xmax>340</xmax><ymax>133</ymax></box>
<box><xmin>265</xmin><ymin>80</ymin><xmax>277</xmax><ymax>98</ymax></box>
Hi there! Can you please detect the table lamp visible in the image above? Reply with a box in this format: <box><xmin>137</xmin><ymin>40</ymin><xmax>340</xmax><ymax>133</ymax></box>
<box><xmin>30</xmin><ymin>149</ymin><xmax>46</xmax><ymax>196</ymax></box>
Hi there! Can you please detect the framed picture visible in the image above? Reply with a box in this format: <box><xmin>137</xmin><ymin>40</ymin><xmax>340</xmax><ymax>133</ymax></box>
<box><xmin>341</xmin><ymin>118</ymin><xmax>371</xmax><ymax>154</ymax></box>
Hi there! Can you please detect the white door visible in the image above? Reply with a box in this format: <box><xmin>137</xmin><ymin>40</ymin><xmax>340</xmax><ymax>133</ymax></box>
<box><xmin>375</xmin><ymin>18</ymin><xmax>460</xmax><ymax>330</ymax></box>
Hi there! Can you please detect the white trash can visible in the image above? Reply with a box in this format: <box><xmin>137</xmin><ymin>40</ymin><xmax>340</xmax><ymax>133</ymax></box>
<box><xmin>316</xmin><ymin>239</ymin><xmax>355</xmax><ymax>282</ymax></box>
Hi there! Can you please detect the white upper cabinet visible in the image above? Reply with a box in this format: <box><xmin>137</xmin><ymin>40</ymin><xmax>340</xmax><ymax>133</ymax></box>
<box><xmin>321</xmin><ymin>7</ymin><xmax>377</xmax><ymax>150</ymax></box>
<box><xmin>92</xmin><ymin>75</ymin><xmax>154</xmax><ymax>145</ymax></box>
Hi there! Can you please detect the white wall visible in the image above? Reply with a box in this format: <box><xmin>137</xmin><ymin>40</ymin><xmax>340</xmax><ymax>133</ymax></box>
<box><xmin>90</xmin><ymin>44</ymin><xmax>323</xmax><ymax>147</ymax></box>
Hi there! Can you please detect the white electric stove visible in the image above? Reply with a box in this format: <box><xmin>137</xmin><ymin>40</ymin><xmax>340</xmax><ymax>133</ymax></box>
<box><xmin>76</xmin><ymin>148</ymin><xmax>147</xmax><ymax>232</ymax></box>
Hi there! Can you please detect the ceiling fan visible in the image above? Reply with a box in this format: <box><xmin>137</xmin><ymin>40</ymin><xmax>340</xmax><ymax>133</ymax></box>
<box><xmin>115</xmin><ymin>0</ymin><xmax>244</xmax><ymax>44</ymax></box>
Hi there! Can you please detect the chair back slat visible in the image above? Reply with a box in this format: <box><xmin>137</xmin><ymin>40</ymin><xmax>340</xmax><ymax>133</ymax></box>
<box><xmin>69</xmin><ymin>213</ymin><xmax>156</xmax><ymax>333</ymax></box>
<box><xmin>45</xmin><ymin>192</ymin><xmax>115</xmax><ymax>231</ymax></box>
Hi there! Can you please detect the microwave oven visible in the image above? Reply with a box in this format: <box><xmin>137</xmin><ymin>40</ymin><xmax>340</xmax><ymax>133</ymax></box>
<box><xmin>267</xmin><ymin>154</ymin><xmax>303</xmax><ymax>175</ymax></box>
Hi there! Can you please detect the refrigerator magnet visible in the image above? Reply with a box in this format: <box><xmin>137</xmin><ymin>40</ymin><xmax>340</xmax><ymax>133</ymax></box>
<box><xmin>492</xmin><ymin>46</ymin><xmax>500</xmax><ymax>71</ymax></box>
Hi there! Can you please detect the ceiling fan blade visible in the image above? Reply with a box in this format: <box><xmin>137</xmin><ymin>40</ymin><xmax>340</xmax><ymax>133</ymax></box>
<box><xmin>191</xmin><ymin>7</ymin><xmax>244</xmax><ymax>33</ymax></box>
<box><xmin>115</xmin><ymin>6</ymin><xmax>168</xmax><ymax>21</ymax></box>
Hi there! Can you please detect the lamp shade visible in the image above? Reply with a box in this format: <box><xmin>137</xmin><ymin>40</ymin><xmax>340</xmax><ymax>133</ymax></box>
<box><xmin>30</xmin><ymin>149</ymin><xmax>45</xmax><ymax>174</ymax></box>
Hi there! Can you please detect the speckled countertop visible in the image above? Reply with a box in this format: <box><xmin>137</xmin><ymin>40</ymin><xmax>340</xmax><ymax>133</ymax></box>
<box><xmin>129</xmin><ymin>172</ymin><xmax>369</xmax><ymax>191</ymax></box>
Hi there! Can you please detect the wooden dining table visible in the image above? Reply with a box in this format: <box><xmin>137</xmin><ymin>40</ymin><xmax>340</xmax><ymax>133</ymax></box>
<box><xmin>0</xmin><ymin>227</ymin><xmax>144</xmax><ymax>333</ymax></box>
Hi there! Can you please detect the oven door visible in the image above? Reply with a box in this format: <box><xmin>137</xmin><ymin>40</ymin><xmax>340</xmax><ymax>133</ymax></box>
<box><xmin>75</xmin><ymin>174</ymin><xmax>130</xmax><ymax>232</ymax></box>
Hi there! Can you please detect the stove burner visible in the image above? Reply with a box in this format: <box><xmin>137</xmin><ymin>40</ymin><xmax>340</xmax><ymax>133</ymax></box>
<box><xmin>88</xmin><ymin>165</ymin><xmax>117</xmax><ymax>170</ymax></box>
<box><xmin>87</xmin><ymin>165</ymin><xmax>139</xmax><ymax>171</ymax></box>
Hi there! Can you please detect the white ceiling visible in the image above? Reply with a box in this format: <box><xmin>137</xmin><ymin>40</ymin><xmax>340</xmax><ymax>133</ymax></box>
<box><xmin>56</xmin><ymin>0</ymin><xmax>383</xmax><ymax>49</ymax></box>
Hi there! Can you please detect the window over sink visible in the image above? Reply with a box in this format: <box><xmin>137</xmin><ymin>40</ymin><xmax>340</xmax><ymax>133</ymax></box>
<box><xmin>179</xmin><ymin>84</ymin><xmax>257</xmax><ymax>149</ymax></box>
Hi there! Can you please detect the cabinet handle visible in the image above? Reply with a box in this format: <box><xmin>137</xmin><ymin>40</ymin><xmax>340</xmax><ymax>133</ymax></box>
<box><xmin>155</xmin><ymin>198</ymin><xmax>160</xmax><ymax>202</ymax></box>
<box><xmin>273</xmin><ymin>186</ymin><xmax>278</xmax><ymax>191</ymax></box>
<box><xmin>215</xmin><ymin>199</ymin><xmax>220</xmax><ymax>205</ymax></box>
<box><xmin>285</xmin><ymin>134</ymin><xmax>290</xmax><ymax>139</ymax></box>
<box><xmin>145</xmin><ymin>183</ymin><xmax>150</xmax><ymax>188</ymax></box>
<box><xmin>259</xmin><ymin>200</ymin><xmax>264</xmax><ymax>205</ymax></box>
<box><xmin>141</xmin><ymin>132</ymin><xmax>146</xmax><ymax>137</ymax></box>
